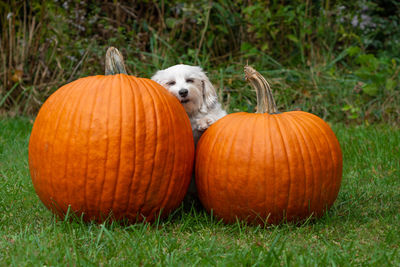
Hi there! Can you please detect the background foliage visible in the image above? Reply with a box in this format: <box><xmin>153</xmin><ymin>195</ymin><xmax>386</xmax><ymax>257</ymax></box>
<box><xmin>1</xmin><ymin>0</ymin><xmax>399</xmax><ymax>124</ymax></box>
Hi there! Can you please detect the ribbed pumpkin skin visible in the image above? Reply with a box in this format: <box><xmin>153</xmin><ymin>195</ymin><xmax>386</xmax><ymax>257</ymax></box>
<box><xmin>195</xmin><ymin>111</ymin><xmax>342</xmax><ymax>224</ymax></box>
<box><xmin>29</xmin><ymin>74</ymin><xmax>194</xmax><ymax>223</ymax></box>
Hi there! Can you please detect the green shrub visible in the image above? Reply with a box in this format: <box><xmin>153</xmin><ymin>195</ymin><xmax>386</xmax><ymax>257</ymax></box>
<box><xmin>1</xmin><ymin>0</ymin><xmax>399</xmax><ymax>124</ymax></box>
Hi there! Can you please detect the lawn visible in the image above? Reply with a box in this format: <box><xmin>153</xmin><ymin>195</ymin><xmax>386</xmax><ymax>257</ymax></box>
<box><xmin>0</xmin><ymin>117</ymin><xmax>399</xmax><ymax>266</ymax></box>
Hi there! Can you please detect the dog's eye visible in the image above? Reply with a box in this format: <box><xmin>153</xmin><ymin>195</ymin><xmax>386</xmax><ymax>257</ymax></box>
<box><xmin>186</xmin><ymin>78</ymin><xmax>194</xmax><ymax>83</ymax></box>
<box><xmin>166</xmin><ymin>81</ymin><xmax>176</xmax><ymax>86</ymax></box>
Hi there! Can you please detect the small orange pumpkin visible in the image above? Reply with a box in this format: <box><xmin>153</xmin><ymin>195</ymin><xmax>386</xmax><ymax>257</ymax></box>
<box><xmin>195</xmin><ymin>66</ymin><xmax>342</xmax><ymax>225</ymax></box>
<box><xmin>28</xmin><ymin>47</ymin><xmax>194</xmax><ymax>223</ymax></box>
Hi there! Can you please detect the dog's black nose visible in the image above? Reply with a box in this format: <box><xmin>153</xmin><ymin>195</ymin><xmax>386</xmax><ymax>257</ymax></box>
<box><xmin>179</xmin><ymin>89</ymin><xmax>188</xmax><ymax>97</ymax></box>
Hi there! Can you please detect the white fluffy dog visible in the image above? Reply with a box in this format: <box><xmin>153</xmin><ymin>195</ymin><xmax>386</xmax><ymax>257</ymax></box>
<box><xmin>152</xmin><ymin>64</ymin><xmax>227</xmax><ymax>204</ymax></box>
<box><xmin>151</xmin><ymin>64</ymin><xmax>227</xmax><ymax>144</ymax></box>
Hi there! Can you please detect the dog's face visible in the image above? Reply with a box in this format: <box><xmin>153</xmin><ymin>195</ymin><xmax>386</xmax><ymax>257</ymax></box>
<box><xmin>151</xmin><ymin>64</ymin><xmax>217</xmax><ymax>115</ymax></box>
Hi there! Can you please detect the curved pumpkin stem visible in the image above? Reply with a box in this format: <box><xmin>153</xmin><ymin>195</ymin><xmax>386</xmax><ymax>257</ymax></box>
<box><xmin>105</xmin><ymin>47</ymin><xmax>128</xmax><ymax>75</ymax></box>
<box><xmin>244</xmin><ymin>65</ymin><xmax>279</xmax><ymax>114</ymax></box>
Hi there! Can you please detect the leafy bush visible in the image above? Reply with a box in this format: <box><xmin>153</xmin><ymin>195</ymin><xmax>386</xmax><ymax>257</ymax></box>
<box><xmin>0</xmin><ymin>0</ymin><xmax>399</xmax><ymax>124</ymax></box>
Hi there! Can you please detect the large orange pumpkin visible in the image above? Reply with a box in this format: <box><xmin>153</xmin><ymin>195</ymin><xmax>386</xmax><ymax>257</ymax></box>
<box><xmin>28</xmin><ymin>47</ymin><xmax>194</xmax><ymax>223</ymax></box>
<box><xmin>195</xmin><ymin>66</ymin><xmax>342</xmax><ymax>225</ymax></box>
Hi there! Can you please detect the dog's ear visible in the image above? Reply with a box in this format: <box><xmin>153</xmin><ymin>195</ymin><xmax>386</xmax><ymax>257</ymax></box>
<box><xmin>199</xmin><ymin>71</ymin><xmax>218</xmax><ymax>112</ymax></box>
<box><xmin>151</xmin><ymin>71</ymin><xmax>164</xmax><ymax>84</ymax></box>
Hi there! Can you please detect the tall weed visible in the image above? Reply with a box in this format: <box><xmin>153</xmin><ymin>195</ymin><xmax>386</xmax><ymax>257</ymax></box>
<box><xmin>0</xmin><ymin>1</ymin><xmax>64</xmax><ymax>114</ymax></box>
<box><xmin>0</xmin><ymin>0</ymin><xmax>398</xmax><ymax>124</ymax></box>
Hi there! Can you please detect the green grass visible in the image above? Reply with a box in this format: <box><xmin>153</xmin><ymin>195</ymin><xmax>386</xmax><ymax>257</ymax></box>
<box><xmin>0</xmin><ymin>117</ymin><xmax>399</xmax><ymax>266</ymax></box>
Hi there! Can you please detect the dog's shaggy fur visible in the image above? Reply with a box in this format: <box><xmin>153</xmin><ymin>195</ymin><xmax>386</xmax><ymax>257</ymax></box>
<box><xmin>151</xmin><ymin>64</ymin><xmax>227</xmax><ymax>145</ymax></box>
<box><xmin>152</xmin><ymin>64</ymin><xmax>227</xmax><ymax>203</ymax></box>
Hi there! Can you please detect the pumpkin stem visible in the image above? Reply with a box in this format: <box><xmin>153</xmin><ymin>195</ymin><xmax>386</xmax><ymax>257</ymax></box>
<box><xmin>244</xmin><ymin>65</ymin><xmax>279</xmax><ymax>114</ymax></box>
<box><xmin>105</xmin><ymin>47</ymin><xmax>128</xmax><ymax>75</ymax></box>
